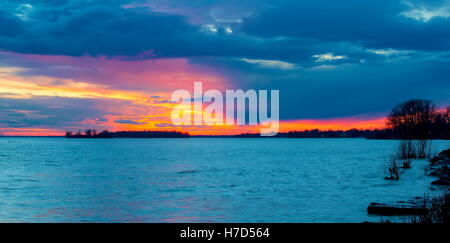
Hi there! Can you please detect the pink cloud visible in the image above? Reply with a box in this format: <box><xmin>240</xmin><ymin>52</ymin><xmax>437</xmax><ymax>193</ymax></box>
<box><xmin>1</xmin><ymin>51</ymin><xmax>231</xmax><ymax>93</ymax></box>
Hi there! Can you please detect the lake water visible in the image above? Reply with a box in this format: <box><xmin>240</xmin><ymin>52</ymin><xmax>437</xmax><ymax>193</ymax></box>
<box><xmin>0</xmin><ymin>138</ymin><xmax>448</xmax><ymax>223</ymax></box>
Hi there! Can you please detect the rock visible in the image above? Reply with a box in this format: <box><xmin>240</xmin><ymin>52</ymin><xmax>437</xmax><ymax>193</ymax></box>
<box><xmin>439</xmin><ymin>149</ymin><xmax>450</xmax><ymax>157</ymax></box>
<box><xmin>430</xmin><ymin>156</ymin><xmax>444</xmax><ymax>164</ymax></box>
<box><xmin>430</xmin><ymin>157</ymin><xmax>439</xmax><ymax>163</ymax></box>
<box><xmin>432</xmin><ymin>166</ymin><xmax>450</xmax><ymax>184</ymax></box>
<box><xmin>367</xmin><ymin>201</ymin><xmax>427</xmax><ymax>216</ymax></box>
<box><xmin>431</xmin><ymin>179</ymin><xmax>450</xmax><ymax>186</ymax></box>
<box><xmin>427</xmin><ymin>151</ymin><xmax>450</xmax><ymax>178</ymax></box>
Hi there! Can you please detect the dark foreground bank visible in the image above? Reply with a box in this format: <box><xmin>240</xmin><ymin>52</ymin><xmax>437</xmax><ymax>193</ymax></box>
<box><xmin>368</xmin><ymin>148</ymin><xmax>450</xmax><ymax>223</ymax></box>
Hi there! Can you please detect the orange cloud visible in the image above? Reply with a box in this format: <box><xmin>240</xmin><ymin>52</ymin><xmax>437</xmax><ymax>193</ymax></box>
<box><xmin>1</xmin><ymin>52</ymin><xmax>229</xmax><ymax>92</ymax></box>
<box><xmin>0</xmin><ymin>53</ymin><xmax>233</xmax><ymax>135</ymax></box>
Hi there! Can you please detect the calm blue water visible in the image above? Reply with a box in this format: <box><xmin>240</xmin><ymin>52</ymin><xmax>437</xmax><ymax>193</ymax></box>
<box><xmin>0</xmin><ymin>138</ymin><xmax>448</xmax><ymax>223</ymax></box>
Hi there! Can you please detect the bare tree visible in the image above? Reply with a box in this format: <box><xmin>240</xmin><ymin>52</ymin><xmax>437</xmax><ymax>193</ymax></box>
<box><xmin>387</xmin><ymin>99</ymin><xmax>437</xmax><ymax>139</ymax></box>
<box><xmin>85</xmin><ymin>129</ymin><xmax>92</xmax><ymax>137</ymax></box>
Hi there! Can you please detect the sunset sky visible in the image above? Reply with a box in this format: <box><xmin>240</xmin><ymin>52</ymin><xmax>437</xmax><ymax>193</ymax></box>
<box><xmin>1</xmin><ymin>0</ymin><xmax>450</xmax><ymax>136</ymax></box>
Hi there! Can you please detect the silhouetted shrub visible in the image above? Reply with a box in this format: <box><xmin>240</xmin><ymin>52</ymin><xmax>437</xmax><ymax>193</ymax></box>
<box><xmin>397</xmin><ymin>139</ymin><xmax>416</xmax><ymax>157</ymax></box>
<box><xmin>394</xmin><ymin>140</ymin><xmax>434</xmax><ymax>167</ymax></box>
<box><xmin>385</xmin><ymin>156</ymin><xmax>400</xmax><ymax>180</ymax></box>
<box><xmin>416</xmin><ymin>139</ymin><xmax>435</xmax><ymax>159</ymax></box>
<box><xmin>395</xmin><ymin>140</ymin><xmax>414</xmax><ymax>168</ymax></box>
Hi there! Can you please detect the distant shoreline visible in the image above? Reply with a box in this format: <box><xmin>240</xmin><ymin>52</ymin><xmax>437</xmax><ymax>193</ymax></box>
<box><xmin>2</xmin><ymin>126</ymin><xmax>447</xmax><ymax>139</ymax></box>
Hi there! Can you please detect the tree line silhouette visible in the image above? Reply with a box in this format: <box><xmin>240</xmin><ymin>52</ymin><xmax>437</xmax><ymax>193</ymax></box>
<box><xmin>387</xmin><ymin>99</ymin><xmax>449</xmax><ymax>139</ymax></box>
<box><xmin>65</xmin><ymin>99</ymin><xmax>449</xmax><ymax>139</ymax></box>
<box><xmin>237</xmin><ymin>99</ymin><xmax>450</xmax><ymax>139</ymax></box>
<box><xmin>66</xmin><ymin>130</ymin><xmax>190</xmax><ymax>138</ymax></box>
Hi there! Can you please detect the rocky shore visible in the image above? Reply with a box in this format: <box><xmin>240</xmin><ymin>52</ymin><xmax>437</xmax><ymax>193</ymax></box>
<box><xmin>368</xmin><ymin>199</ymin><xmax>427</xmax><ymax>216</ymax></box>
<box><xmin>367</xmin><ymin>148</ymin><xmax>450</xmax><ymax>219</ymax></box>
<box><xmin>428</xmin><ymin>149</ymin><xmax>450</xmax><ymax>186</ymax></box>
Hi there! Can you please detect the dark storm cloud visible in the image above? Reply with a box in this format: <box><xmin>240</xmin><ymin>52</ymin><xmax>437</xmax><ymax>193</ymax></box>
<box><xmin>1</xmin><ymin>0</ymin><xmax>448</xmax><ymax>65</ymax></box>
<box><xmin>241</xmin><ymin>0</ymin><xmax>450</xmax><ymax>51</ymax></box>
<box><xmin>0</xmin><ymin>0</ymin><xmax>198</xmax><ymax>56</ymax></box>
<box><xmin>0</xmin><ymin>0</ymin><xmax>449</xmax><ymax>61</ymax></box>
<box><xmin>0</xmin><ymin>0</ymin><xmax>429</xmax><ymax>63</ymax></box>
<box><xmin>0</xmin><ymin>0</ymin><xmax>291</xmax><ymax>59</ymax></box>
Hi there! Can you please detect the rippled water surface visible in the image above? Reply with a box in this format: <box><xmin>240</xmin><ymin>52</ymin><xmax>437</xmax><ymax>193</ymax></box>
<box><xmin>0</xmin><ymin>138</ymin><xmax>448</xmax><ymax>222</ymax></box>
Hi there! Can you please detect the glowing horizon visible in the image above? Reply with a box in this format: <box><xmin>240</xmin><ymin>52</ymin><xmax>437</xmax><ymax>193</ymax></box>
<box><xmin>1</xmin><ymin>116</ymin><xmax>387</xmax><ymax>137</ymax></box>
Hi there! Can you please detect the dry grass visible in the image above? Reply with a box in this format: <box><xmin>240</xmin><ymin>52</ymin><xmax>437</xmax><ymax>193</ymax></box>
<box><xmin>397</xmin><ymin>140</ymin><xmax>417</xmax><ymax>159</ymax></box>
<box><xmin>394</xmin><ymin>140</ymin><xmax>435</xmax><ymax>169</ymax></box>
<box><xmin>396</xmin><ymin>140</ymin><xmax>415</xmax><ymax>169</ymax></box>
<box><xmin>409</xmin><ymin>193</ymin><xmax>449</xmax><ymax>224</ymax></box>
<box><xmin>416</xmin><ymin>140</ymin><xmax>432</xmax><ymax>159</ymax></box>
